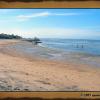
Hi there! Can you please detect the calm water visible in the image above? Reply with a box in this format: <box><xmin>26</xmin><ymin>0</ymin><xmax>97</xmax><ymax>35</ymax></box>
<box><xmin>41</xmin><ymin>38</ymin><xmax>100</xmax><ymax>56</ymax></box>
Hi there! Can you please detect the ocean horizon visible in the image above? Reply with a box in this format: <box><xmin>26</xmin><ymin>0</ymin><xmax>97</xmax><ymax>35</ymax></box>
<box><xmin>41</xmin><ymin>38</ymin><xmax>100</xmax><ymax>56</ymax></box>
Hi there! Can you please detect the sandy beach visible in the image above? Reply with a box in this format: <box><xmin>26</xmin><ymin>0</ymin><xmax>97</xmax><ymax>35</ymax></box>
<box><xmin>0</xmin><ymin>39</ymin><xmax>100</xmax><ymax>91</ymax></box>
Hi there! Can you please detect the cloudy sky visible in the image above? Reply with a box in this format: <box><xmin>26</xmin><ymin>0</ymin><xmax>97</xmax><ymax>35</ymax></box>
<box><xmin>0</xmin><ymin>9</ymin><xmax>100</xmax><ymax>39</ymax></box>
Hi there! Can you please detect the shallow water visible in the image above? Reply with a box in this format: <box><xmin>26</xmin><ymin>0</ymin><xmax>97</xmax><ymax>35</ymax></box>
<box><xmin>41</xmin><ymin>38</ymin><xmax>100</xmax><ymax>56</ymax></box>
<box><xmin>6</xmin><ymin>41</ymin><xmax>100</xmax><ymax>68</ymax></box>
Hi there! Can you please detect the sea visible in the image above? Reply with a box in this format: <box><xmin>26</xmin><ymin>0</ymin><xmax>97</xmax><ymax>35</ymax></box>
<box><xmin>41</xmin><ymin>38</ymin><xmax>100</xmax><ymax>56</ymax></box>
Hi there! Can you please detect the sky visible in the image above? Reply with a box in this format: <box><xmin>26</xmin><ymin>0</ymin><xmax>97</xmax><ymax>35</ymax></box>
<box><xmin>0</xmin><ymin>9</ymin><xmax>100</xmax><ymax>39</ymax></box>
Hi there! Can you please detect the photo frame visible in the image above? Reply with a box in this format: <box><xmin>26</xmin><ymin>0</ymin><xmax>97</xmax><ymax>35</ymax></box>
<box><xmin>0</xmin><ymin>0</ymin><xmax>100</xmax><ymax>100</ymax></box>
<box><xmin>0</xmin><ymin>0</ymin><xmax>100</xmax><ymax>8</ymax></box>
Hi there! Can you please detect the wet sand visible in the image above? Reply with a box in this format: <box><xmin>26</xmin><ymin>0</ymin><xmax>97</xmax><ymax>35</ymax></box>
<box><xmin>0</xmin><ymin>39</ymin><xmax>100</xmax><ymax>91</ymax></box>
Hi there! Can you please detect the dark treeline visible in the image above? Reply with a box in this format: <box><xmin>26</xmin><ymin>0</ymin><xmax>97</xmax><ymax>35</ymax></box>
<box><xmin>0</xmin><ymin>33</ymin><xmax>22</xmax><ymax>39</ymax></box>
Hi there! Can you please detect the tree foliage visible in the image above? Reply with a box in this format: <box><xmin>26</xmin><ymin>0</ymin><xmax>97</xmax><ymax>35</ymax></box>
<box><xmin>0</xmin><ymin>33</ymin><xmax>22</xmax><ymax>39</ymax></box>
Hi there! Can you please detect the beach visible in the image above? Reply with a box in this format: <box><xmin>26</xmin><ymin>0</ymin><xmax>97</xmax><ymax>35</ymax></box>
<box><xmin>0</xmin><ymin>39</ymin><xmax>100</xmax><ymax>91</ymax></box>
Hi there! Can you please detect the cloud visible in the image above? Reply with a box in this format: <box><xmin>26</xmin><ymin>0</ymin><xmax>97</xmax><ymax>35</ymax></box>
<box><xmin>17</xmin><ymin>12</ymin><xmax>50</xmax><ymax>21</ymax></box>
<box><xmin>52</xmin><ymin>13</ymin><xmax>79</xmax><ymax>16</ymax></box>
<box><xmin>17</xmin><ymin>11</ymin><xmax>80</xmax><ymax>21</ymax></box>
<box><xmin>29</xmin><ymin>28</ymin><xmax>98</xmax><ymax>39</ymax></box>
<box><xmin>0</xmin><ymin>27</ymin><xmax>99</xmax><ymax>39</ymax></box>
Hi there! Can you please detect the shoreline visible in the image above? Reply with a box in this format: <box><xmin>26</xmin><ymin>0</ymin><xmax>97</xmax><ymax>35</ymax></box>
<box><xmin>0</xmin><ymin>39</ymin><xmax>100</xmax><ymax>91</ymax></box>
<box><xmin>5</xmin><ymin>40</ymin><xmax>100</xmax><ymax>68</ymax></box>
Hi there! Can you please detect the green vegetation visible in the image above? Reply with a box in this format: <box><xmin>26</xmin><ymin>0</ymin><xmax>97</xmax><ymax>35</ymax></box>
<box><xmin>0</xmin><ymin>33</ymin><xmax>42</xmax><ymax>45</ymax></box>
<box><xmin>0</xmin><ymin>33</ymin><xmax>22</xmax><ymax>39</ymax></box>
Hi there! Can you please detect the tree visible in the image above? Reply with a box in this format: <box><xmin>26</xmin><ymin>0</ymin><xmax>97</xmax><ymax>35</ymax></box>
<box><xmin>0</xmin><ymin>33</ymin><xmax>22</xmax><ymax>39</ymax></box>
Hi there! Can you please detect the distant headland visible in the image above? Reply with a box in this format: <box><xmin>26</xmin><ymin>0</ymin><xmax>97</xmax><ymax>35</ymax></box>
<box><xmin>0</xmin><ymin>33</ymin><xmax>22</xmax><ymax>39</ymax></box>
